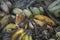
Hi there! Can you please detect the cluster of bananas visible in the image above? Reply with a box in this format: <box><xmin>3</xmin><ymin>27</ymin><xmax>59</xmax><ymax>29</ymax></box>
<box><xmin>0</xmin><ymin>7</ymin><xmax>57</xmax><ymax>40</ymax></box>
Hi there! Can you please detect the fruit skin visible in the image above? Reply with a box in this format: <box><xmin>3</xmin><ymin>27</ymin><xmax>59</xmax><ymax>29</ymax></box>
<box><xmin>23</xmin><ymin>9</ymin><xmax>32</xmax><ymax>18</ymax></box>
<box><xmin>3</xmin><ymin>23</ymin><xmax>16</xmax><ymax>33</ymax></box>
<box><xmin>34</xmin><ymin>15</ymin><xmax>56</xmax><ymax>26</ymax></box>
<box><xmin>49</xmin><ymin>38</ymin><xmax>55</xmax><ymax>40</ymax></box>
<box><xmin>34</xmin><ymin>19</ymin><xmax>45</xmax><ymax>27</ymax></box>
<box><xmin>18</xmin><ymin>32</ymin><xmax>26</xmax><ymax>40</ymax></box>
<box><xmin>13</xmin><ymin>8</ymin><xmax>23</xmax><ymax>14</ymax></box>
<box><xmin>54</xmin><ymin>9</ymin><xmax>60</xmax><ymax>18</ymax></box>
<box><xmin>56</xmin><ymin>32</ymin><xmax>60</xmax><ymax>38</ymax></box>
<box><xmin>11</xmin><ymin>28</ymin><xmax>24</xmax><ymax>40</ymax></box>
<box><xmin>29</xmin><ymin>22</ymin><xmax>34</xmax><ymax>29</ymax></box>
<box><xmin>0</xmin><ymin>15</ymin><xmax>10</xmax><ymax>27</ymax></box>
<box><xmin>30</xmin><ymin>7</ymin><xmax>40</xmax><ymax>15</ymax></box>
<box><xmin>28</xmin><ymin>35</ymin><xmax>32</xmax><ymax>40</ymax></box>
<box><xmin>15</xmin><ymin>13</ymin><xmax>25</xmax><ymax>25</ymax></box>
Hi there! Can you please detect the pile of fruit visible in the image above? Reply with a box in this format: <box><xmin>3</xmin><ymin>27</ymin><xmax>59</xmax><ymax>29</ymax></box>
<box><xmin>0</xmin><ymin>0</ymin><xmax>60</xmax><ymax>40</ymax></box>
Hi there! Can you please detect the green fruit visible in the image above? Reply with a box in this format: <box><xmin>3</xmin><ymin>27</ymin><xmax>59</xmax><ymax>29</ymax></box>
<box><xmin>49</xmin><ymin>38</ymin><xmax>55</xmax><ymax>40</ymax></box>
<box><xmin>13</xmin><ymin>8</ymin><xmax>23</xmax><ymax>14</ymax></box>
<box><xmin>28</xmin><ymin>35</ymin><xmax>32</xmax><ymax>40</ymax></box>
<box><xmin>54</xmin><ymin>9</ymin><xmax>60</xmax><ymax>17</ymax></box>
<box><xmin>30</xmin><ymin>7</ymin><xmax>40</xmax><ymax>15</ymax></box>
<box><xmin>56</xmin><ymin>32</ymin><xmax>60</xmax><ymax>37</ymax></box>
<box><xmin>23</xmin><ymin>9</ymin><xmax>32</xmax><ymax>18</ymax></box>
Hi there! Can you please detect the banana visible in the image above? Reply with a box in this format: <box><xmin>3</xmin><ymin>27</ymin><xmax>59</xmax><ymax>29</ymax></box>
<box><xmin>34</xmin><ymin>19</ymin><xmax>45</xmax><ymax>27</ymax></box>
<box><xmin>21</xmin><ymin>34</ymin><xmax>32</xmax><ymax>40</ymax></box>
<box><xmin>25</xmin><ymin>23</ymin><xmax>28</xmax><ymax>29</ymax></box>
<box><xmin>15</xmin><ymin>13</ymin><xmax>25</xmax><ymax>25</ymax></box>
<box><xmin>34</xmin><ymin>15</ymin><xmax>56</xmax><ymax>26</ymax></box>
<box><xmin>0</xmin><ymin>15</ymin><xmax>10</xmax><ymax>27</ymax></box>
<box><xmin>3</xmin><ymin>23</ymin><xmax>16</xmax><ymax>33</ymax></box>
<box><xmin>18</xmin><ymin>32</ymin><xmax>26</xmax><ymax>40</ymax></box>
<box><xmin>28</xmin><ymin>35</ymin><xmax>33</xmax><ymax>40</ymax></box>
<box><xmin>11</xmin><ymin>28</ymin><xmax>24</xmax><ymax>40</ymax></box>
<box><xmin>24</xmin><ymin>34</ymin><xmax>29</xmax><ymax>40</ymax></box>
<box><xmin>29</xmin><ymin>22</ymin><xmax>34</xmax><ymax>29</ymax></box>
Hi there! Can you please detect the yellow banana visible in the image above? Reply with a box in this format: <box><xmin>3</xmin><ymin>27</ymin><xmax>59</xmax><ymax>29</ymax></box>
<box><xmin>34</xmin><ymin>15</ymin><xmax>56</xmax><ymax>26</ymax></box>
<box><xmin>18</xmin><ymin>32</ymin><xmax>26</xmax><ymax>40</ymax></box>
<box><xmin>3</xmin><ymin>23</ymin><xmax>16</xmax><ymax>33</ymax></box>
<box><xmin>21</xmin><ymin>33</ymin><xmax>26</xmax><ymax>40</ymax></box>
<box><xmin>25</xmin><ymin>23</ymin><xmax>28</xmax><ymax>29</ymax></box>
<box><xmin>34</xmin><ymin>19</ymin><xmax>45</xmax><ymax>27</ymax></box>
<box><xmin>11</xmin><ymin>28</ymin><xmax>24</xmax><ymax>40</ymax></box>
<box><xmin>24</xmin><ymin>34</ymin><xmax>29</xmax><ymax>40</ymax></box>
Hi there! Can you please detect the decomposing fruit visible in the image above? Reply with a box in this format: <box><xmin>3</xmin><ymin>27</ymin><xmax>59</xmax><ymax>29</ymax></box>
<box><xmin>34</xmin><ymin>15</ymin><xmax>56</xmax><ymax>26</ymax></box>
<box><xmin>0</xmin><ymin>15</ymin><xmax>10</xmax><ymax>27</ymax></box>
<box><xmin>15</xmin><ymin>13</ymin><xmax>25</xmax><ymax>25</ymax></box>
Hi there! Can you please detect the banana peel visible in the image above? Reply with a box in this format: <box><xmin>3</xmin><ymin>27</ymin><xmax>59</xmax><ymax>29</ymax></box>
<box><xmin>15</xmin><ymin>13</ymin><xmax>25</xmax><ymax>25</ymax></box>
<box><xmin>3</xmin><ymin>23</ymin><xmax>16</xmax><ymax>33</ymax></box>
<box><xmin>18</xmin><ymin>32</ymin><xmax>26</xmax><ymax>40</ymax></box>
<box><xmin>34</xmin><ymin>15</ymin><xmax>56</xmax><ymax>26</ymax></box>
<box><xmin>34</xmin><ymin>19</ymin><xmax>45</xmax><ymax>27</ymax></box>
<box><xmin>11</xmin><ymin>28</ymin><xmax>24</xmax><ymax>40</ymax></box>
<box><xmin>25</xmin><ymin>23</ymin><xmax>28</xmax><ymax>29</ymax></box>
<box><xmin>29</xmin><ymin>22</ymin><xmax>34</xmax><ymax>29</ymax></box>
<box><xmin>24</xmin><ymin>34</ymin><xmax>29</xmax><ymax>40</ymax></box>
<box><xmin>0</xmin><ymin>15</ymin><xmax>10</xmax><ymax>27</ymax></box>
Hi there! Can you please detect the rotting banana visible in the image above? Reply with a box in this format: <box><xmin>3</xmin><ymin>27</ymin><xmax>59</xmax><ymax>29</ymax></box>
<box><xmin>15</xmin><ymin>13</ymin><xmax>25</xmax><ymax>25</ymax></box>
<box><xmin>34</xmin><ymin>15</ymin><xmax>56</xmax><ymax>26</ymax></box>
<box><xmin>34</xmin><ymin>19</ymin><xmax>45</xmax><ymax>27</ymax></box>
<box><xmin>3</xmin><ymin>23</ymin><xmax>16</xmax><ymax>33</ymax></box>
<box><xmin>0</xmin><ymin>15</ymin><xmax>10</xmax><ymax>27</ymax></box>
<box><xmin>11</xmin><ymin>28</ymin><xmax>24</xmax><ymax>40</ymax></box>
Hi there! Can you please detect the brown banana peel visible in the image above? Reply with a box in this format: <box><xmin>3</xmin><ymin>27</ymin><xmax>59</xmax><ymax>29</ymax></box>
<box><xmin>34</xmin><ymin>15</ymin><xmax>56</xmax><ymax>26</ymax></box>
<box><xmin>15</xmin><ymin>13</ymin><xmax>25</xmax><ymax>25</ymax></box>
<box><xmin>11</xmin><ymin>28</ymin><xmax>24</xmax><ymax>40</ymax></box>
